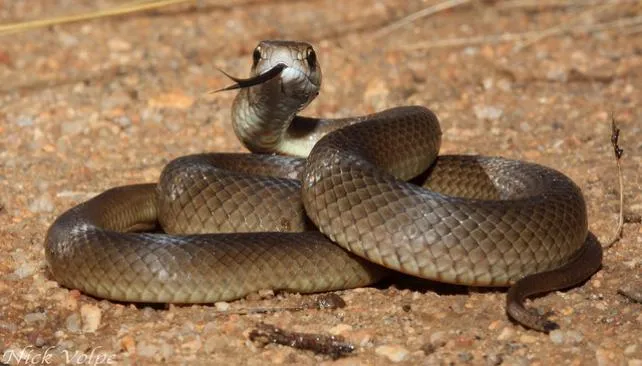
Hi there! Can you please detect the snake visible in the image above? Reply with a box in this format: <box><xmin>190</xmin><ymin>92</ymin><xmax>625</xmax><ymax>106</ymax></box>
<box><xmin>45</xmin><ymin>40</ymin><xmax>602</xmax><ymax>333</ymax></box>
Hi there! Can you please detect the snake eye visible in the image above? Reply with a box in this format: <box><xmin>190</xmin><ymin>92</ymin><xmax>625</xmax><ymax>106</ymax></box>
<box><xmin>305</xmin><ymin>47</ymin><xmax>317</xmax><ymax>69</ymax></box>
<box><xmin>252</xmin><ymin>46</ymin><xmax>261</xmax><ymax>65</ymax></box>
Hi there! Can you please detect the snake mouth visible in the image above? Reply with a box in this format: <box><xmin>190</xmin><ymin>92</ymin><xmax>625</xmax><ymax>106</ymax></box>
<box><xmin>211</xmin><ymin>63</ymin><xmax>287</xmax><ymax>93</ymax></box>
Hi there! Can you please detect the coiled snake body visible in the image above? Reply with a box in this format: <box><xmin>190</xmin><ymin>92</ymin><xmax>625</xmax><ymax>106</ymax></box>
<box><xmin>46</xmin><ymin>40</ymin><xmax>602</xmax><ymax>332</ymax></box>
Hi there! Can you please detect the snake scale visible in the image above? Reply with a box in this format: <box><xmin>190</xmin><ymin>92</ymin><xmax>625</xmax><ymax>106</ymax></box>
<box><xmin>46</xmin><ymin>40</ymin><xmax>602</xmax><ymax>332</ymax></box>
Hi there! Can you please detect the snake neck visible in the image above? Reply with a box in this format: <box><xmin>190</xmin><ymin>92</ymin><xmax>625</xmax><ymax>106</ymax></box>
<box><xmin>231</xmin><ymin>86</ymin><xmax>304</xmax><ymax>156</ymax></box>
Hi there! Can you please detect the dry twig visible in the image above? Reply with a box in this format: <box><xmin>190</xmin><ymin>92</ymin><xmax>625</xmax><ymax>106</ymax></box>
<box><xmin>371</xmin><ymin>0</ymin><xmax>471</xmax><ymax>39</ymax></box>
<box><xmin>604</xmin><ymin>115</ymin><xmax>625</xmax><ymax>248</ymax></box>
<box><xmin>399</xmin><ymin>14</ymin><xmax>642</xmax><ymax>50</ymax></box>
<box><xmin>249</xmin><ymin>323</ymin><xmax>355</xmax><ymax>359</ymax></box>
<box><xmin>0</xmin><ymin>0</ymin><xmax>195</xmax><ymax>35</ymax></box>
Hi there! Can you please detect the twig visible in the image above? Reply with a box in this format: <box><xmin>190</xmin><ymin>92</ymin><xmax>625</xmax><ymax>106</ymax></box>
<box><xmin>249</xmin><ymin>323</ymin><xmax>355</xmax><ymax>359</ymax></box>
<box><xmin>399</xmin><ymin>14</ymin><xmax>642</xmax><ymax>50</ymax></box>
<box><xmin>0</xmin><ymin>0</ymin><xmax>195</xmax><ymax>35</ymax></box>
<box><xmin>496</xmin><ymin>0</ymin><xmax>636</xmax><ymax>11</ymax></box>
<box><xmin>604</xmin><ymin>114</ymin><xmax>624</xmax><ymax>248</ymax></box>
<box><xmin>513</xmin><ymin>1</ymin><xmax>618</xmax><ymax>52</ymax></box>
<box><xmin>371</xmin><ymin>0</ymin><xmax>471</xmax><ymax>39</ymax></box>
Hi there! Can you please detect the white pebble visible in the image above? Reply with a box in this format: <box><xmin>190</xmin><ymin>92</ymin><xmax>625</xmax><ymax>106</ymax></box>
<box><xmin>23</xmin><ymin>312</ymin><xmax>47</xmax><ymax>324</ymax></box>
<box><xmin>549</xmin><ymin>329</ymin><xmax>565</xmax><ymax>344</ymax></box>
<box><xmin>80</xmin><ymin>304</ymin><xmax>102</xmax><ymax>332</ymax></box>
<box><xmin>214</xmin><ymin>302</ymin><xmax>230</xmax><ymax>311</ymax></box>
<box><xmin>429</xmin><ymin>331</ymin><xmax>447</xmax><ymax>347</ymax></box>
<box><xmin>329</xmin><ymin>323</ymin><xmax>352</xmax><ymax>336</ymax></box>
<box><xmin>375</xmin><ymin>344</ymin><xmax>409</xmax><ymax>363</ymax></box>
<box><xmin>12</xmin><ymin>263</ymin><xmax>36</xmax><ymax>279</ymax></box>
<box><xmin>137</xmin><ymin>342</ymin><xmax>159</xmax><ymax>358</ymax></box>
<box><xmin>473</xmin><ymin>104</ymin><xmax>503</xmax><ymax>121</ymax></box>
<box><xmin>28</xmin><ymin>195</ymin><xmax>54</xmax><ymax>213</ymax></box>
<box><xmin>66</xmin><ymin>313</ymin><xmax>81</xmax><ymax>333</ymax></box>
<box><xmin>497</xmin><ymin>327</ymin><xmax>515</xmax><ymax>341</ymax></box>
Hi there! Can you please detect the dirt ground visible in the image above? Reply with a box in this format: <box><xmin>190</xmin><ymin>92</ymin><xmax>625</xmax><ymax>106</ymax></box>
<box><xmin>1</xmin><ymin>1</ymin><xmax>641</xmax><ymax>365</ymax></box>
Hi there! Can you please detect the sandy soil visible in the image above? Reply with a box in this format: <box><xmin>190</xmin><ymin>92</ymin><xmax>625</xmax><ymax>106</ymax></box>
<box><xmin>1</xmin><ymin>1</ymin><xmax>641</xmax><ymax>365</ymax></box>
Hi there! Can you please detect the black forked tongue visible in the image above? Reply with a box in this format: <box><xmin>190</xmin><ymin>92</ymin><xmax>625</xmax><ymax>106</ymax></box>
<box><xmin>210</xmin><ymin>63</ymin><xmax>287</xmax><ymax>93</ymax></box>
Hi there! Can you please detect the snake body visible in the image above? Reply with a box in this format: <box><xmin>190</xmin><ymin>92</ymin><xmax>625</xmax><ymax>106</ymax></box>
<box><xmin>46</xmin><ymin>40</ymin><xmax>602</xmax><ymax>332</ymax></box>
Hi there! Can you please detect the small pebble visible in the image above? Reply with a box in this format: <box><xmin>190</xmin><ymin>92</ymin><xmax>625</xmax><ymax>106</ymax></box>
<box><xmin>329</xmin><ymin>323</ymin><xmax>352</xmax><ymax>336</ymax></box>
<box><xmin>473</xmin><ymin>105</ymin><xmax>503</xmax><ymax>121</ymax></box>
<box><xmin>257</xmin><ymin>289</ymin><xmax>275</xmax><ymax>299</ymax></box>
<box><xmin>137</xmin><ymin>342</ymin><xmax>159</xmax><ymax>358</ymax></box>
<box><xmin>65</xmin><ymin>313</ymin><xmax>81</xmax><ymax>333</ymax></box>
<box><xmin>23</xmin><ymin>312</ymin><xmax>47</xmax><ymax>324</ymax></box>
<box><xmin>28</xmin><ymin>195</ymin><xmax>54</xmax><ymax>213</ymax></box>
<box><xmin>497</xmin><ymin>327</ymin><xmax>515</xmax><ymax>341</ymax></box>
<box><xmin>430</xmin><ymin>331</ymin><xmax>447</xmax><ymax>347</ymax></box>
<box><xmin>80</xmin><ymin>304</ymin><xmax>102</xmax><ymax>332</ymax></box>
<box><xmin>182</xmin><ymin>337</ymin><xmax>202</xmax><ymax>353</ymax></box>
<box><xmin>15</xmin><ymin>116</ymin><xmax>34</xmax><ymax>127</ymax></box>
<box><xmin>215</xmin><ymin>302</ymin><xmax>230</xmax><ymax>311</ymax></box>
<box><xmin>204</xmin><ymin>335</ymin><xmax>229</xmax><ymax>353</ymax></box>
<box><xmin>12</xmin><ymin>263</ymin><xmax>36</xmax><ymax>279</ymax></box>
<box><xmin>519</xmin><ymin>334</ymin><xmax>538</xmax><ymax>344</ymax></box>
<box><xmin>485</xmin><ymin>352</ymin><xmax>504</xmax><ymax>366</ymax></box>
<box><xmin>549</xmin><ymin>330</ymin><xmax>565</xmax><ymax>344</ymax></box>
<box><xmin>624</xmin><ymin>344</ymin><xmax>638</xmax><ymax>355</ymax></box>
<box><xmin>120</xmin><ymin>335</ymin><xmax>136</xmax><ymax>353</ymax></box>
<box><xmin>375</xmin><ymin>344</ymin><xmax>409</xmax><ymax>363</ymax></box>
<box><xmin>458</xmin><ymin>351</ymin><xmax>474</xmax><ymax>362</ymax></box>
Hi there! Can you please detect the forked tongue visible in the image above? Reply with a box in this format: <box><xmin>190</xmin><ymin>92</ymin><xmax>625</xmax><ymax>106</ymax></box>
<box><xmin>210</xmin><ymin>63</ymin><xmax>287</xmax><ymax>93</ymax></box>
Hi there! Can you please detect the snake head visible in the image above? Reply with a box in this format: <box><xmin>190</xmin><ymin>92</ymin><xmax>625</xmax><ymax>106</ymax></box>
<box><xmin>213</xmin><ymin>40</ymin><xmax>322</xmax><ymax>111</ymax></box>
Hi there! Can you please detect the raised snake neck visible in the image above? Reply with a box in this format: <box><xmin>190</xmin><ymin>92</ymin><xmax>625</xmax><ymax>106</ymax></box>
<box><xmin>45</xmin><ymin>40</ymin><xmax>602</xmax><ymax>333</ymax></box>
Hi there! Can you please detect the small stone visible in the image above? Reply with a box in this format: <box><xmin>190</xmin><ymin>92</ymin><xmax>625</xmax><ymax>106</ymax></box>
<box><xmin>485</xmin><ymin>352</ymin><xmax>504</xmax><ymax>365</ymax></box>
<box><xmin>624</xmin><ymin>344</ymin><xmax>638</xmax><ymax>355</ymax></box>
<box><xmin>257</xmin><ymin>289</ymin><xmax>275</xmax><ymax>299</ymax></box>
<box><xmin>314</xmin><ymin>293</ymin><xmax>346</xmax><ymax>309</ymax></box>
<box><xmin>549</xmin><ymin>329</ymin><xmax>565</xmax><ymax>344</ymax></box>
<box><xmin>65</xmin><ymin>313</ymin><xmax>81</xmax><ymax>333</ymax></box>
<box><xmin>204</xmin><ymin>335</ymin><xmax>229</xmax><ymax>353</ymax></box>
<box><xmin>595</xmin><ymin>347</ymin><xmax>615</xmax><ymax>366</ymax></box>
<box><xmin>28</xmin><ymin>195</ymin><xmax>54</xmax><ymax>213</ymax></box>
<box><xmin>546</xmin><ymin>67</ymin><xmax>567</xmax><ymax>82</ymax></box>
<box><xmin>12</xmin><ymin>263</ymin><xmax>36</xmax><ymax>279</ymax></box>
<box><xmin>519</xmin><ymin>334</ymin><xmax>538</xmax><ymax>344</ymax></box>
<box><xmin>108</xmin><ymin>38</ymin><xmax>132</xmax><ymax>52</ymax></box>
<box><xmin>375</xmin><ymin>344</ymin><xmax>409</xmax><ymax>363</ymax></box>
<box><xmin>58</xmin><ymin>32</ymin><xmax>79</xmax><ymax>47</ymax></box>
<box><xmin>473</xmin><ymin>104</ymin><xmax>503</xmax><ymax>121</ymax></box>
<box><xmin>23</xmin><ymin>312</ymin><xmax>47</xmax><ymax>324</ymax></box>
<box><xmin>430</xmin><ymin>331</ymin><xmax>447</xmax><ymax>347</ymax></box>
<box><xmin>329</xmin><ymin>323</ymin><xmax>352</xmax><ymax>336</ymax></box>
<box><xmin>497</xmin><ymin>327</ymin><xmax>514</xmax><ymax>341</ymax></box>
<box><xmin>80</xmin><ymin>304</ymin><xmax>101</xmax><ymax>332</ymax></box>
<box><xmin>215</xmin><ymin>301</ymin><xmax>230</xmax><ymax>311</ymax></box>
<box><xmin>182</xmin><ymin>337</ymin><xmax>202</xmax><ymax>353</ymax></box>
<box><xmin>120</xmin><ymin>335</ymin><xmax>136</xmax><ymax>353</ymax></box>
<box><xmin>564</xmin><ymin>330</ymin><xmax>583</xmax><ymax>345</ymax></box>
<box><xmin>16</xmin><ymin>115</ymin><xmax>34</xmax><ymax>127</ymax></box>
<box><xmin>618</xmin><ymin>283</ymin><xmax>642</xmax><ymax>303</ymax></box>
<box><xmin>159</xmin><ymin>341</ymin><xmax>174</xmax><ymax>360</ymax></box>
<box><xmin>148</xmin><ymin>92</ymin><xmax>195</xmax><ymax>110</ymax></box>
<box><xmin>137</xmin><ymin>342</ymin><xmax>158</xmax><ymax>358</ymax></box>
<box><xmin>203</xmin><ymin>321</ymin><xmax>218</xmax><ymax>334</ymax></box>
<box><xmin>60</xmin><ymin>120</ymin><xmax>85</xmax><ymax>136</ymax></box>
<box><xmin>60</xmin><ymin>292</ymin><xmax>79</xmax><ymax>311</ymax></box>
<box><xmin>458</xmin><ymin>351</ymin><xmax>474</xmax><ymax>362</ymax></box>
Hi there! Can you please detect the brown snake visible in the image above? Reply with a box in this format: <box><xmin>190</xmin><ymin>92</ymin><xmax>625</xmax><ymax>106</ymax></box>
<box><xmin>46</xmin><ymin>40</ymin><xmax>602</xmax><ymax>332</ymax></box>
